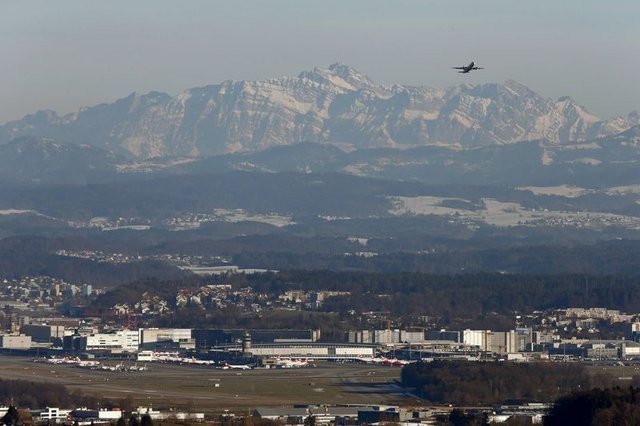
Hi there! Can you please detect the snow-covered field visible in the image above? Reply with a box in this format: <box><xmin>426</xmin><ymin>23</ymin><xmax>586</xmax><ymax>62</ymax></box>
<box><xmin>389</xmin><ymin>196</ymin><xmax>640</xmax><ymax>229</ymax></box>
<box><xmin>0</xmin><ymin>209</ymin><xmax>34</xmax><ymax>215</ymax></box>
<box><xmin>211</xmin><ymin>209</ymin><xmax>295</xmax><ymax>227</ymax></box>
<box><xmin>517</xmin><ymin>185</ymin><xmax>593</xmax><ymax>198</ymax></box>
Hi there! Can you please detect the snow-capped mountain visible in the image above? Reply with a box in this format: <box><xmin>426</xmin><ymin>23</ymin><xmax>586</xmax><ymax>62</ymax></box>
<box><xmin>1</xmin><ymin>63</ymin><xmax>638</xmax><ymax>159</ymax></box>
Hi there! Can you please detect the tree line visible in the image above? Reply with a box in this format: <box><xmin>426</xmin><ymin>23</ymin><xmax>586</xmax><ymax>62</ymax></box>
<box><xmin>545</xmin><ymin>386</ymin><xmax>640</xmax><ymax>425</ymax></box>
<box><xmin>0</xmin><ymin>378</ymin><xmax>103</xmax><ymax>410</ymax></box>
<box><xmin>245</xmin><ymin>271</ymin><xmax>640</xmax><ymax>317</ymax></box>
<box><xmin>400</xmin><ymin>360</ymin><xmax>607</xmax><ymax>406</ymax></box>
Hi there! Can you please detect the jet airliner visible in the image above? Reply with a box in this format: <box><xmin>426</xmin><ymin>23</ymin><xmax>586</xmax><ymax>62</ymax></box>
<box><xmin>452</xmin><ymin>61</ymin><xmax>484</xmax><ymax>73</ymax></box>
<box><xmin>221</xmin><ymin>361</ymin><xmax>252</xmax><ymax>370</ymax></box>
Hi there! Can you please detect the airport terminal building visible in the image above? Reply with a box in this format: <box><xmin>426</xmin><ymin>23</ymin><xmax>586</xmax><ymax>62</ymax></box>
<box><xmin>238</xmin><ymin>342</ymin><xmax>375</xmax><ymax>359</ymax></box>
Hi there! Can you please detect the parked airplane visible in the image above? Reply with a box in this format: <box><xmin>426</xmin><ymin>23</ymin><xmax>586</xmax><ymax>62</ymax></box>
<box><xmin>270</xmin><ymin>357</ymin><xmax>310</xmax><ymax>368</ymax></box>
<box><xmin>380</xmin><ymin>356</ymin><xmax>412</xmax><ymax>366</ymax></box>
<box><xmin>356</xmin><ymin>355</ymin><xmax>413</xmax><ymax>366</ymax></box>
<box><xmin>221</xmin><ymin>361</ymin><xmax>252</xmax><ymax>370</ymax></box>
<box><xmin>452</xmin><ymin>61</ymin><xmax>484</xmax><ymax>73</ymax></box>
<box><xmin>46</xmin><ymin>356</ymin><xmax>81</xmax><ymax>364</ymax></box>
<box><xmin>76</xmin><ymin>360</ymin><xmax>101</xmax><ymax>368</ymax></box>
<box><xmin>128</xmin><ymin>363</ymin><xmax>148</xmax><ymax>371</ymax></box>
<box><xmin>151</xmin><ymin>351</ymin><xmax>182</xmax><ymax>362</ymax></box>
<box><xmin>181</xmin><ymin>356</ymin><xmax>216</xmax><ymax>365</ymax></box>
<box><xmin>356</xmin><ymin>356</ymin><xmax>387</xmax><ymax>364</ymax></box>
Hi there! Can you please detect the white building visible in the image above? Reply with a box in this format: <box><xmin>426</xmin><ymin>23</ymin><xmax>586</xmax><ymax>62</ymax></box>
<box><xmin>134</xmin><ymin>406</ymin><xmax>203</xmax><ymax>421</ymax></box>
<box><xmin>139</xmin><ymin>328</ymin><xmax>192</xmax><ymax>344</ymax></box>
<box><xmin>81</xmin><ymin>284</ymin><xmax>93</xmax><ymax>297</ymax></box>
<box><xmin>244</xmin><ymin>343</ymin><xmax>375</xmax><ymax>359</ymax></box>
<box><xmin>621</xmin><ymin>341</ymin><xmax>640</xmax><ymax>358</ymax></box>
<box><xmin>137</xmin><ymin>350</ymin><xmax>154</xmax><ymax>362</ymax></box>
<box><xmin>0</xmin><ymin>333</ymin><xmax>32</xmax><ymax>349</ymax></box>
<box><xmin>98</xmin><ymin>409</ymin><xmax>124</xmax><ymax>420</ymax></box>
<box><xmin>463</xmin><ymin>329</ymin><xmax>491</xmax><ymax>350</ymax></box>
<box><xmin>31</xmin><ymin>407</ymin><xmax>72</xmax><ymax>422</ymax></box>
<box><xmin>85</xmin><ymin>330</ymin><xmax>139</xmax><ymax>352</ymax></box>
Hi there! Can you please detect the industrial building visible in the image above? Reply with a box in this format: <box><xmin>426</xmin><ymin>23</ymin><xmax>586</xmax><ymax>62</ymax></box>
<box><xmin>0</xmin><ymin>333</ymin><xmax>31</xmax><ymax>349</ymax></box>
<box><xmin>231</xmin><ymin>332</ymin><xmax>375</xmax><ymax>360</ymax></box>
<box><xmin>192</xmin><ymin>328</ymin><xmax>320</xmax><ymax>349</ymax></box>
<box><xmin>21</xmin><ymin>323</ymin><xmax>65</xmax><ymax>345</ymax></box>
<box><xmin>463</xmin><ymin>329</ymin><xmax>533</xmax><ymax>354</ymax></box>
<box><xmin>84</xmin><ymin>330</ymin><xmax>139</xmax><ymax>352</ymax></box>
<box><xmin>139</xmin><ymin>328</ymin><xmax>194</xmax><ymax>350</ymax></box>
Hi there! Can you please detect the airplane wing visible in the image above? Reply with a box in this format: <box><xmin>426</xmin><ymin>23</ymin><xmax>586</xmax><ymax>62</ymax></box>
<box><xmin>452</xmin><ymin>67</ymin><xmax>465</xmax><ymax>69</ymax></box>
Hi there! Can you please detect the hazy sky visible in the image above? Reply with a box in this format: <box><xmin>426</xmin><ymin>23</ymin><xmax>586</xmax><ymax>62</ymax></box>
<box><xmin>1</xmin><ymin>0</ymin><xmax>638</xmax><ymax>124</ymax></box>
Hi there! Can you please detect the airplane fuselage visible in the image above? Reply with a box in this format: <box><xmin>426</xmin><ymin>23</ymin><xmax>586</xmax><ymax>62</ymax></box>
<box><xmin>453</xmin><ymin>61</ymin><xmax>483</xmax><ymax>73</ymax></box>
<box><xmin>222</xmin><ymin>362</ymin><xmax>252</xmax><ymax>370</ymax></box>
<box><xmin>460</xmin><ymin>62</ymin><xmax>476</xmax><ymax>73</ymax></box>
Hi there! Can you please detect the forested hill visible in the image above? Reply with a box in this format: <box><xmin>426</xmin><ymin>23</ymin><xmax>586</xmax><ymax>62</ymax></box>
<box><xmin>232</xmin><ymin>239</ymin><xmax>640</xmax><ymax>275</ymax></box>
<box><xmin>95</xmin><ymin>271</ymin><xmax>640</xmax><ymax>322</ymax></box>
<box><xmin>0</xmin><ymin>236</ymin><xmax>186</xmax><ymax>286</ymax></box>
<box><xmin>245</xmin><ymin>271</ymin><xmax>640</xmax><ymax>314</ymax></box>
<box><xmin>3</xmin><ymin>235</ymin><xmax>640</xmax><ymax>286</ymax></box>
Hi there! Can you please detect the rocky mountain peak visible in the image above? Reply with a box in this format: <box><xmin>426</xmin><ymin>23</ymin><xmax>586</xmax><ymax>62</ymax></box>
<box><xmin>298</xmin><ymin>63</ymin><xmax>375</xmax><ymax>92</ymax></box>
<box><xmin>552</xmin><ymin>97</ymin><xmax>599</xmax><ymax>124</ymax></box>
<box><xmin>327</xmin><ymin>62</ymin><xmax>375</xmax><ymax>87</ymax></box>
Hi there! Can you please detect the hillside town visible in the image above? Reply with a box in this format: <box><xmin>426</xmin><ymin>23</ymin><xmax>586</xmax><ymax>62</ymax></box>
<box><xmin>3</xmin><ymin>274</ymin><xmax>640</xmax><ymax>363</ymax></box>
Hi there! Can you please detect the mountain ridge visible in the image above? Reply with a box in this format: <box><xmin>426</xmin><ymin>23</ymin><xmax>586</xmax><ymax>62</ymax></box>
<box><xmin>1</xmin><ymin>64</ymin><xmax>638</xmax><ymax>160</ymax></box>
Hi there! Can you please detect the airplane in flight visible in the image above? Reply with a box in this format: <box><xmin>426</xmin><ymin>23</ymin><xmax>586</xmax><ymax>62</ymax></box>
<box><xmin>452</xmin><ymin>61</ymin><xmax>484</xmax><ymax>73</ymax></box>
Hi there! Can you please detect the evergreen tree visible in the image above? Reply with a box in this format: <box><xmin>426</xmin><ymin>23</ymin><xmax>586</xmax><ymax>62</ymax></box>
<box><xmin>140</xmin><ymin>414</ymin><xmax>153</xmax><ymax>426</ymax></box>
<box><xmin>2</xmin><ymin>406</ymin><xmax>20</xmax><ymax>426</ymax></box>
